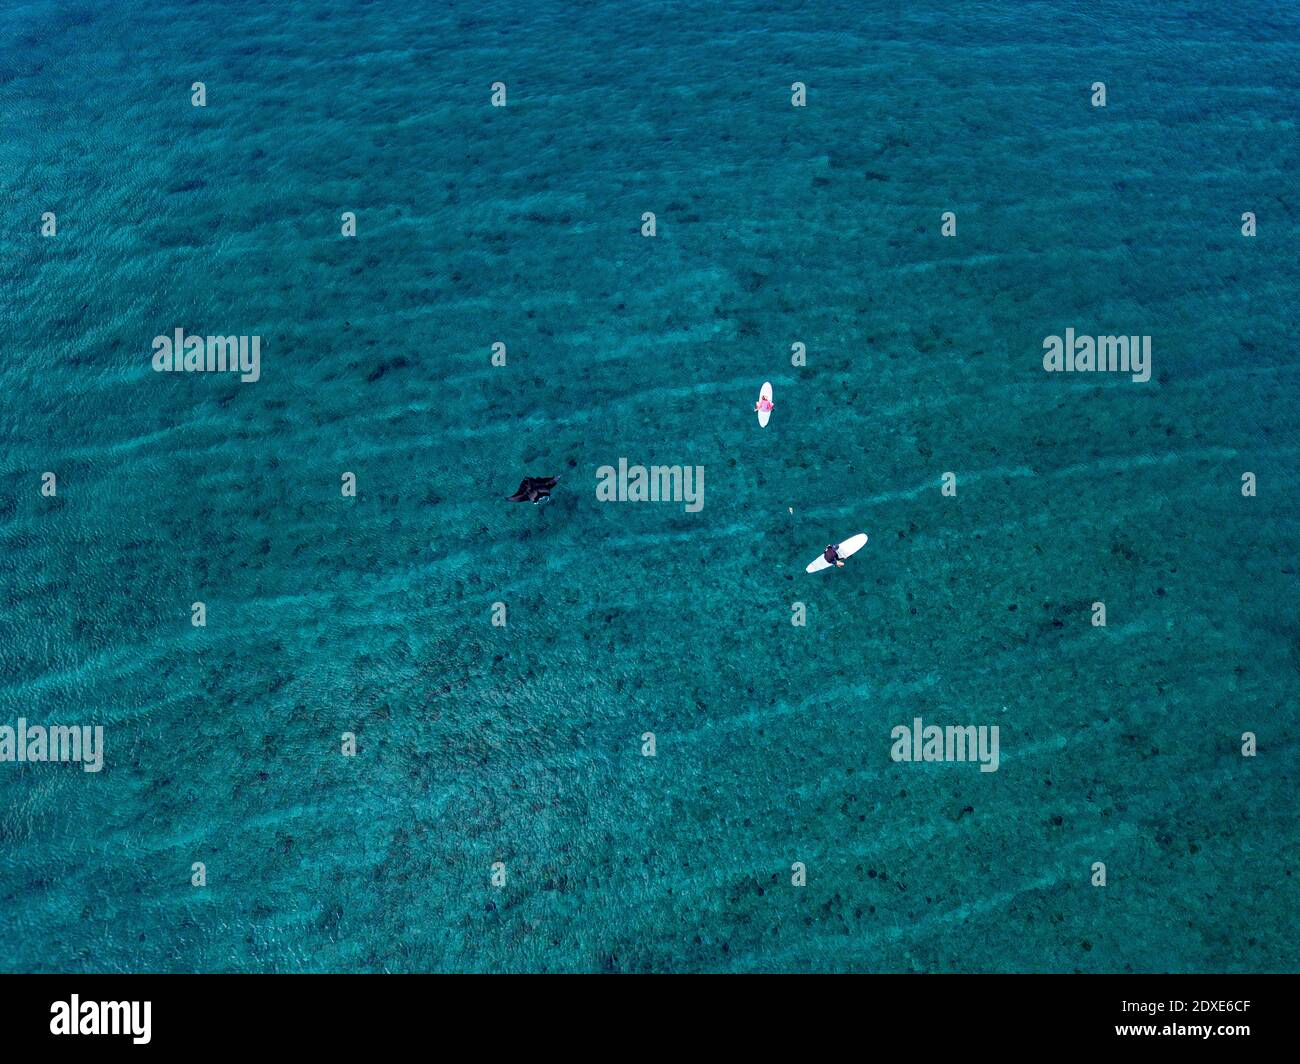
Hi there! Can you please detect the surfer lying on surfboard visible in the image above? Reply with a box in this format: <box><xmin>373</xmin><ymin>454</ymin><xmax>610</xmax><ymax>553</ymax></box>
<box><xmin>806</xmin><ymin>533</ymin><xmax>866</xmax><ymax>573</ymax></box>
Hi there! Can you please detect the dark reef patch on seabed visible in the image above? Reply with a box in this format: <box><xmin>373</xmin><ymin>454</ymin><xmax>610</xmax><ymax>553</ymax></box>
<box><xmin>0</xmin><ymin>0</ymin><xmax>1298</xmax><ymax>973</ymax></box>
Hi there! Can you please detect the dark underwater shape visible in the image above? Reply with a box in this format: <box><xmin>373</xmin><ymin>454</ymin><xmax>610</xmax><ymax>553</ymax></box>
<box><xmin>1</xmin><ymin>0</ymin><xmax>1297</xmax><ymax>976</ymax></box>
<box><xmin>507</xmin><ymin>475</ymin><xmax>559</xmax><ymax>503</ymax></box>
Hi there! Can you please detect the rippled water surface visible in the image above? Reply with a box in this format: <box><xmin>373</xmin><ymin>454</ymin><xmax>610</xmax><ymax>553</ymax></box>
<box><xmin>1</xmin><ymin>0</ymin><xmax>1297</xmax><ymax>972</ymax></box>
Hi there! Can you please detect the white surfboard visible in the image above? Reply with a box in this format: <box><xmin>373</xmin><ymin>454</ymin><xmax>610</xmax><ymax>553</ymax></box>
<box><xmin>757</xmin><ymin>381</ymin><xmax>773</xmax><ymax>427</ymax></box>
<box><xmin>805</xmin><ymin>532</ymin><xmax>868</xmax><ymax>573</ymax></box>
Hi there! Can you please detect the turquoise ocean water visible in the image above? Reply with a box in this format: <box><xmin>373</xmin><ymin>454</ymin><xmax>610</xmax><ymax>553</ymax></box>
<box><xmin>1</xmin><ymin>0</ymin><xmax>1297</xmax><ymax>972</ymax></box>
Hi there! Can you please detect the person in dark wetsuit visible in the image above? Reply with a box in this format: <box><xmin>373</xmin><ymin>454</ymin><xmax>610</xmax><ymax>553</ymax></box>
<box><xmin>823</xmin><ymin>544</ymin><xmax>845</xmax><ymax>568</ymax></box>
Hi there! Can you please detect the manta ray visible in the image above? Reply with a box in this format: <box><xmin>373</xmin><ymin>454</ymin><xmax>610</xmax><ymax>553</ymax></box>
<box><xmin>507</xmin><ymin>475</ymin><xmax>558</xmax><ymax>504</ymax></box>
